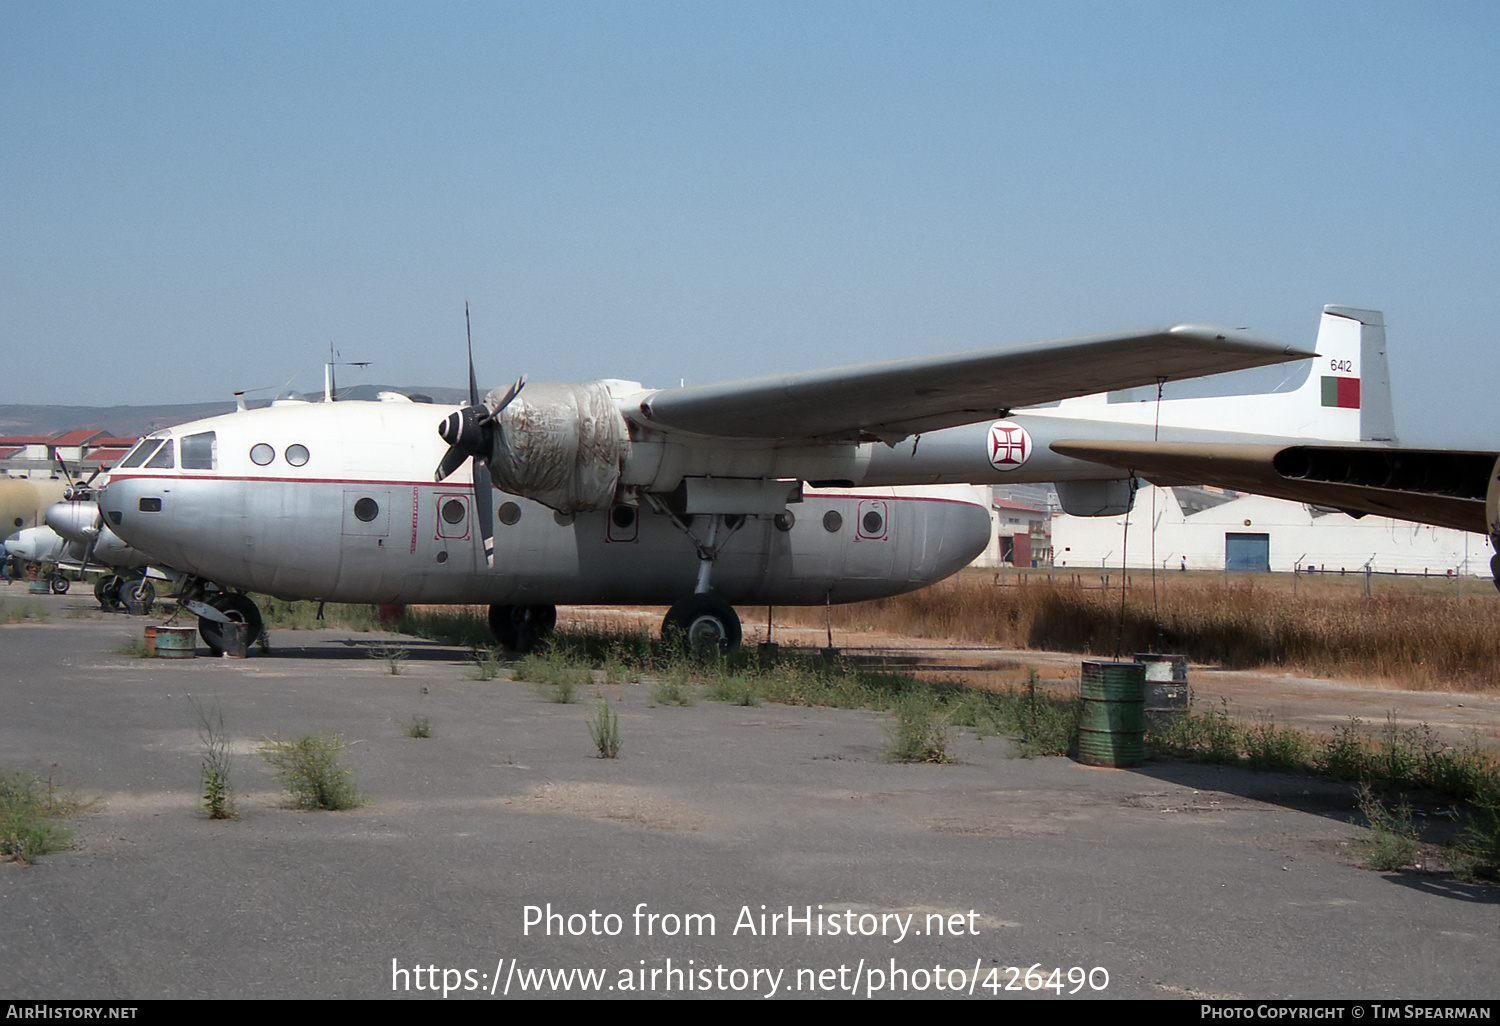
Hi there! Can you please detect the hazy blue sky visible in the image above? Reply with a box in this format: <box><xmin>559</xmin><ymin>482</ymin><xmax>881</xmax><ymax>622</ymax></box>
<box><xmin>3</xmin><ymin>2</ymin><xmax>1497</xmax><ymax>445</ymax></box>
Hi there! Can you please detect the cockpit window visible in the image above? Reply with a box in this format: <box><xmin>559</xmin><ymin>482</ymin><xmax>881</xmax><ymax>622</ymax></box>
<box><xmin>144</xmin><ymin>439</ymin><xmax>176</xmax><ymax>469</ymax></box>
<box><xmin>180</xmin><ymin>432</ymin><xmax>216</xmax><ymax>470</ymax></box>
<box><xmin>118</xmin><ymin>437</ymin><xmax>165</xmax><ymax>469</ymax></box>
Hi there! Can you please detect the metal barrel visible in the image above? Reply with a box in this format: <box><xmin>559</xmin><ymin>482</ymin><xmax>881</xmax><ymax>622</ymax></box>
<box><xmin>1077</xmin><ymin>660</ymin><xmax>1147</xmax><ymax>767</ymax></box>
<box><xmin>1134</xmin><ymin>653</ymin><xmax>1189</xmax><ymax>716</ymax></box>
<box><xmin>143</xmin><ymin>625</ymin><xmax>157</xmax><ymax>657</ymax></box>
<box><xmin>154</xmin><ymin>626</ymin><xmax>197</xmax><ymax>659</ymax></box>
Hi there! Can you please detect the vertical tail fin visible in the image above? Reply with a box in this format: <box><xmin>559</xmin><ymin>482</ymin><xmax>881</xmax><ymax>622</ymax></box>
<box><xmin>1320</xmin><ymin>305</ymin><xmax>1396</xmax><ymax>443</ymax></box>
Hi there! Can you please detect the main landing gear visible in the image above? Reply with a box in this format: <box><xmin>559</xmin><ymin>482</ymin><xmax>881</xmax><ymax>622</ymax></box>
<box><xmin>645</xmin><ymin>507</ymin><xmax>748</xmax><ymax>656</ymax></box>
<box><xmin>489</xmin><ymin>604</ymin><xmax>557</xmax><ymax>654</ymax></box>
<box><xmin>662</xmin><ymin>593</ymin><xmax>742</xmax><ymax>655</ymax></box>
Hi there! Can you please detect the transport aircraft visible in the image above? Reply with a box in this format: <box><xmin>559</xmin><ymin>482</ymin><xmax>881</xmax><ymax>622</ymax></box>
<box><xmin>95</xmin><ymin>317</ymin><xmax>1320</xmax><ymax>655</ymax></box>
<box><xmin>4</xmin><ymin>478</ymin><xmax>158</xmax><ymax>609</ymax></box>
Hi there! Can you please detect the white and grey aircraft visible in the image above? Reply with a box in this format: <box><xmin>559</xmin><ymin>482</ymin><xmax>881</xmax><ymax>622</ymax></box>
<box><xmin>4</xmin><ymin>491</ymin><xmax>160</xmax><ymax>609</ymax></box>
<box><xmin>96</xmin><ymin>319</ymin><xmax>1318</xmax><ymax>654</ymax></box>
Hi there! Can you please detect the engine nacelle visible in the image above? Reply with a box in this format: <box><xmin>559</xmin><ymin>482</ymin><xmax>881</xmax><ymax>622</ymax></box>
<box><xmin>487</xmin><ymin>382</ymin><xmax>630</xmax><ymax>513</ymax></box>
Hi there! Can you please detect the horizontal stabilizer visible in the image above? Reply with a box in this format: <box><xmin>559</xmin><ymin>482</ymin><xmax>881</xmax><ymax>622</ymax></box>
<box><xmin>1051</xmin><ymin>439</ymin><xmax>1492</xmax><ymax>535</ymax></box>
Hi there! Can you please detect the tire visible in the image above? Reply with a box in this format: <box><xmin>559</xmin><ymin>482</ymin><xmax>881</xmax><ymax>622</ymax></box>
<box><xmin>199</xmin><ymin>593</ymin><xmax>263</xmax><ymax>657</ymax></box>
<box><xmin>488</xmin><ymin>604</ymin><xmax>557</xmax><ymax>654</ymax></box>
<box><xmin>50</xmin><ymin>575</ymin><xmax>70</xmax><ymax>595</ymax></box>
<box><xmin>662</xmin><ymin>594</ymin><xmax>742</xmax><ymax>656</ymax></box>
<box><xmin>95</xmin><ymin>574</ymin><xmax>124</xmax><ymax>611</ymax></box>
<box><xmin>122</xmin><ymin>578</ymin><xmax>155</xmax><ymax>616</ymax></box>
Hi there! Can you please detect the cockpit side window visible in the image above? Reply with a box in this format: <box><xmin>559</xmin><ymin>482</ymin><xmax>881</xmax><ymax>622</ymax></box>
<box><xmin>180</xmin><ymin>432</ymin><xmax>216</xmax><ymax>470</ymax></box>
<box><xmin>144</xmin><ymin>439</ymin><xmax>176</xmax><ymax>469</ymax></box>
<box><xmin>119</xmin><ymin>437</ymin><xmax>165</xmax><ymax>469</ymax></box>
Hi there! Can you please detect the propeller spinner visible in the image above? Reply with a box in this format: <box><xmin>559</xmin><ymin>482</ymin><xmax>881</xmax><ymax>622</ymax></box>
<box><xmin>433</xmin><ymin>304</ymin><xmax>525</xmax><ymax>568</ymax></box>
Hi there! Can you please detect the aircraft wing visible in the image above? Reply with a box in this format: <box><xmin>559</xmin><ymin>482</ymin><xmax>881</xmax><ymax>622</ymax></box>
<box><xmin>637</xmin><ymin>326</ymin><xmax>1312</xmax><ymax>441</ymax></box>
<box><xmin>1050</xmin><ymin>439</ymin><xmax>1496</xmax><ymax>536</ymax></box>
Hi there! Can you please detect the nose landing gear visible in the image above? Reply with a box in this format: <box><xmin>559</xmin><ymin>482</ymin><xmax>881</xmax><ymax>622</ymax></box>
<box><xmin>196</xmin><ymin>593</ymin><xmax>265</xmax><ymax>657</ymax></box>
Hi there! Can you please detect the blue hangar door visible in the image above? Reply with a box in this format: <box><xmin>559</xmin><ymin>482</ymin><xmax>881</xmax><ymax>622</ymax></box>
<box><xmin>1224</xmin><ymin>532</ymin><xmax>1271</xmax><ymax>573</ymax></box>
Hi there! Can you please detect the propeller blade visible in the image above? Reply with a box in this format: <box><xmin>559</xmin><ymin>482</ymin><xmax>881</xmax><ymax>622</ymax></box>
<box><xmin>78</xmin><ymin>514</ymin><xmax>101</xmax><ymax>576</ymax></box>
<box><xmin>490</xmin><ymin>375</ymin><xmax>527</xmax><ymax>414</ymax></box>
<box><xmin>465</xmin><ymin>301</ymin><xmax>479</xmax><ymax>407</ymax></box>
<box><xmin>473</xmin><ymin>455</ymin><xmax>495</xmax><ymax>567</ymax></box>
<box><xmin>435</xmin><ymin>445</ymin><xmax>468</xmax><ymax>483</ymax></box>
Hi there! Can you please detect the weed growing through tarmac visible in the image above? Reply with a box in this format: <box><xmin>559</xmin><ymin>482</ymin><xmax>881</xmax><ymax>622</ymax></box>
<box><xmin>1357</xmin><ymin>784</ymin><xmax>1419</xmax><ymax>871</ymax></box>
<box><xmin>0</xmin><ymin>766</ymin><xmax>84</xmax><ymax>864</ymax></box>
<box><xmin>704</xmin><ymin>670</ymin><xmax>761</xmax><ymax>707</ymax></box>
<box><xmin>402</xmin><ymin>715</ymin><xmax>434</xmax><ymax>739</ymax></box>
<box><xmin>468</xmin><ymin>647</ymin><xmax>504</xmax><ymax>681</ymax></box>
<box><xmin>650</xmin><ymin>663</ymin><xmax>697</xmax><ymax>706</ymax></box>
<box><xmin>368</xmin><ymin>642</ymin><xmax>409</xmax><ymax>675</ymax></box>
<box><xmin>887</xmin><ymin>691</ymin><xmax>951</xmax><ymax>763</ymax></box>
<box><xmin>587</xmin><ymin>700</ymin><xmax>621</xmax><ymax>758</ymax></box>
<box><xmin>1456</xmin><ymin>798</ymin><xmax>1500</xmax><ymax>880</ymax></box>
<box><xmin>193</xmin><ymin>698</ymin><xmax>235</xmax><ymax>820</ymax></box>
<box><xmin>515</xmin><ymin>649</ymin><xmax>590</xmax><ymax>702</ymax></box>
<box><xmin>259</xmin><ymin>734</ymin><xmax>361</xmax><ymax>810</ymax></box>
<box><xmin>0</xmin><ymin>598</ymin><xmax>51</xmax><ymax>624</ymax></box>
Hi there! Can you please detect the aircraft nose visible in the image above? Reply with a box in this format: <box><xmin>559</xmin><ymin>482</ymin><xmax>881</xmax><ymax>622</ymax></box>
<box><xmin>97</xmin><ymin>476</ymin><xmax>173</xmax><ymax>551</ymax></box>
<box><xmin>44</xmin><ymin>501</ymin><xmax>98</xmax><ymax>544</ymax></box>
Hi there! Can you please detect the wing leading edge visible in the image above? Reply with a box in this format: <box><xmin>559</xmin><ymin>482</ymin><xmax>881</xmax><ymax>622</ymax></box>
<box><xmin>636</xmin><ymin>325</ymin><xmax>1313</xmax><ymax>442</ymax></box>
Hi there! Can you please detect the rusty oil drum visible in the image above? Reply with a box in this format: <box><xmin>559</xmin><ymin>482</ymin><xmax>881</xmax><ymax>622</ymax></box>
<box><xmin>154</xmin><ymin>626</ymin><xmax>197</xmax><ymax>659</ymax></box>
<box><xmin>1076</xmin><ymin>660</ymin><xmax>1147</xmax><ymax>768</ymax></box>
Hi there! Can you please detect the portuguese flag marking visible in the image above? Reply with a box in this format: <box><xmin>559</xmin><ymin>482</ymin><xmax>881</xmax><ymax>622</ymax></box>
<box><xmin>1321</xmin><ymin>375</ymin><xmax>1360</xmax><ymax>409</ymax></box>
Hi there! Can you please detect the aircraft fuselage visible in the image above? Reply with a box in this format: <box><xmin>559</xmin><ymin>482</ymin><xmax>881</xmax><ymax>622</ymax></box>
<box><xmin>97</xmin><ymin>401</ymin><xmax>995</xmax><ymax>607</ymax></box>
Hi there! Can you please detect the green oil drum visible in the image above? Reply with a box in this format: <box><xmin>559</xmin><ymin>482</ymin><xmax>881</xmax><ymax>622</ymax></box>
<box><xmin>154</xmin><ymin>626</ymin><xmax>197</xmax><ymax>659</ymax></box>
<box><xmin>1077</xmin><ymin>660</ymin><xmax>1147</xmax><ymax>768</ymax></box>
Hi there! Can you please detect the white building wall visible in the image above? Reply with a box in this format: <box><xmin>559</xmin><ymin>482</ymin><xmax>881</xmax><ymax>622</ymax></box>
<box><xmin>1053</xmin><ymin>485</ymin><xmax>1489</xmax><ymax>576</ymax></box>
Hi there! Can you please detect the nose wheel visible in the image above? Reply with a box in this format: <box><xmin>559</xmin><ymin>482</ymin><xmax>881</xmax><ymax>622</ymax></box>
<box><xmin>122</xmin><ymin>576</ymin><xmax>155</xmax><ymax>615</ymax></box>
<box><xmin>662</xmin><ymin>594</ymin><xmax>742</xmax><ymax>656</ymax></box>
<box><xmin>198</xmin><ymin>593</ymin><xmax>264</xmax><ymax>656</ymax></box>
<box><xmin>489</xmin><ymin>604</ymin><xmax>557</xmax><ymax>654</ymax></box>
<box><xmin>95</xmin><ymin>574</ymin><xmax>123</xmax><ymax>611</ymax></box>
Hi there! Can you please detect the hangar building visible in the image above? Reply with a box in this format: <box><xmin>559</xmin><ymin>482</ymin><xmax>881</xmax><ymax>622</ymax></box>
<box><xmin>1052</xmin><ymin>484</ymin><xmax>1488</xmax><ymax>577</ymax></box>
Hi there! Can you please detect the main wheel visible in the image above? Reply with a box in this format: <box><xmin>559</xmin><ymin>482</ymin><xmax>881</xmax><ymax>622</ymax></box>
<box><xmin>122</xmin><ymin>577</ymin><xmax>155</xmax><ymax>616</ymax></box>
<box><xmin>488</xmin><ymin>604</ymin><xmax>557</xmax><ymax>654</ymax></box>
<box><xmin>662</xmin><ymin>594</ymin><xmax>742</xmax><ymax>656</ymax></box>
<box><xmin>199</xmin><ymin>593</ymin><xmax>264</xmax><ymax>657</ymax></box>
<box><xmin>50</xmin><ymin>574</ymin><xmax>70</xmax><ymax>595</ymax></box>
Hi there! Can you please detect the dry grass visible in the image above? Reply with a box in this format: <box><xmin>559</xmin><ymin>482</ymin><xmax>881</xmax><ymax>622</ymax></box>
<box><xmin>774</xmin><ymin>571</ymin><xmax>1500</xmax><ymax>691</ymax></box>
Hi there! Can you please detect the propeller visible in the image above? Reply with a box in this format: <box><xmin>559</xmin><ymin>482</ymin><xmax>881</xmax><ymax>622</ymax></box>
<box><xmin>56</xmin><ymin>456</ymin><xmax>104</xmax><ymax>502</ymax></box>
<box><xmin>76</xmin><ymin>512</ymin><xmax>102</xmax><ymax>579</ymax></box>
<box><xmin>434</xmin><ymin>303</ymin><xmax>525</xmax><ymax>567</ymax></box>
